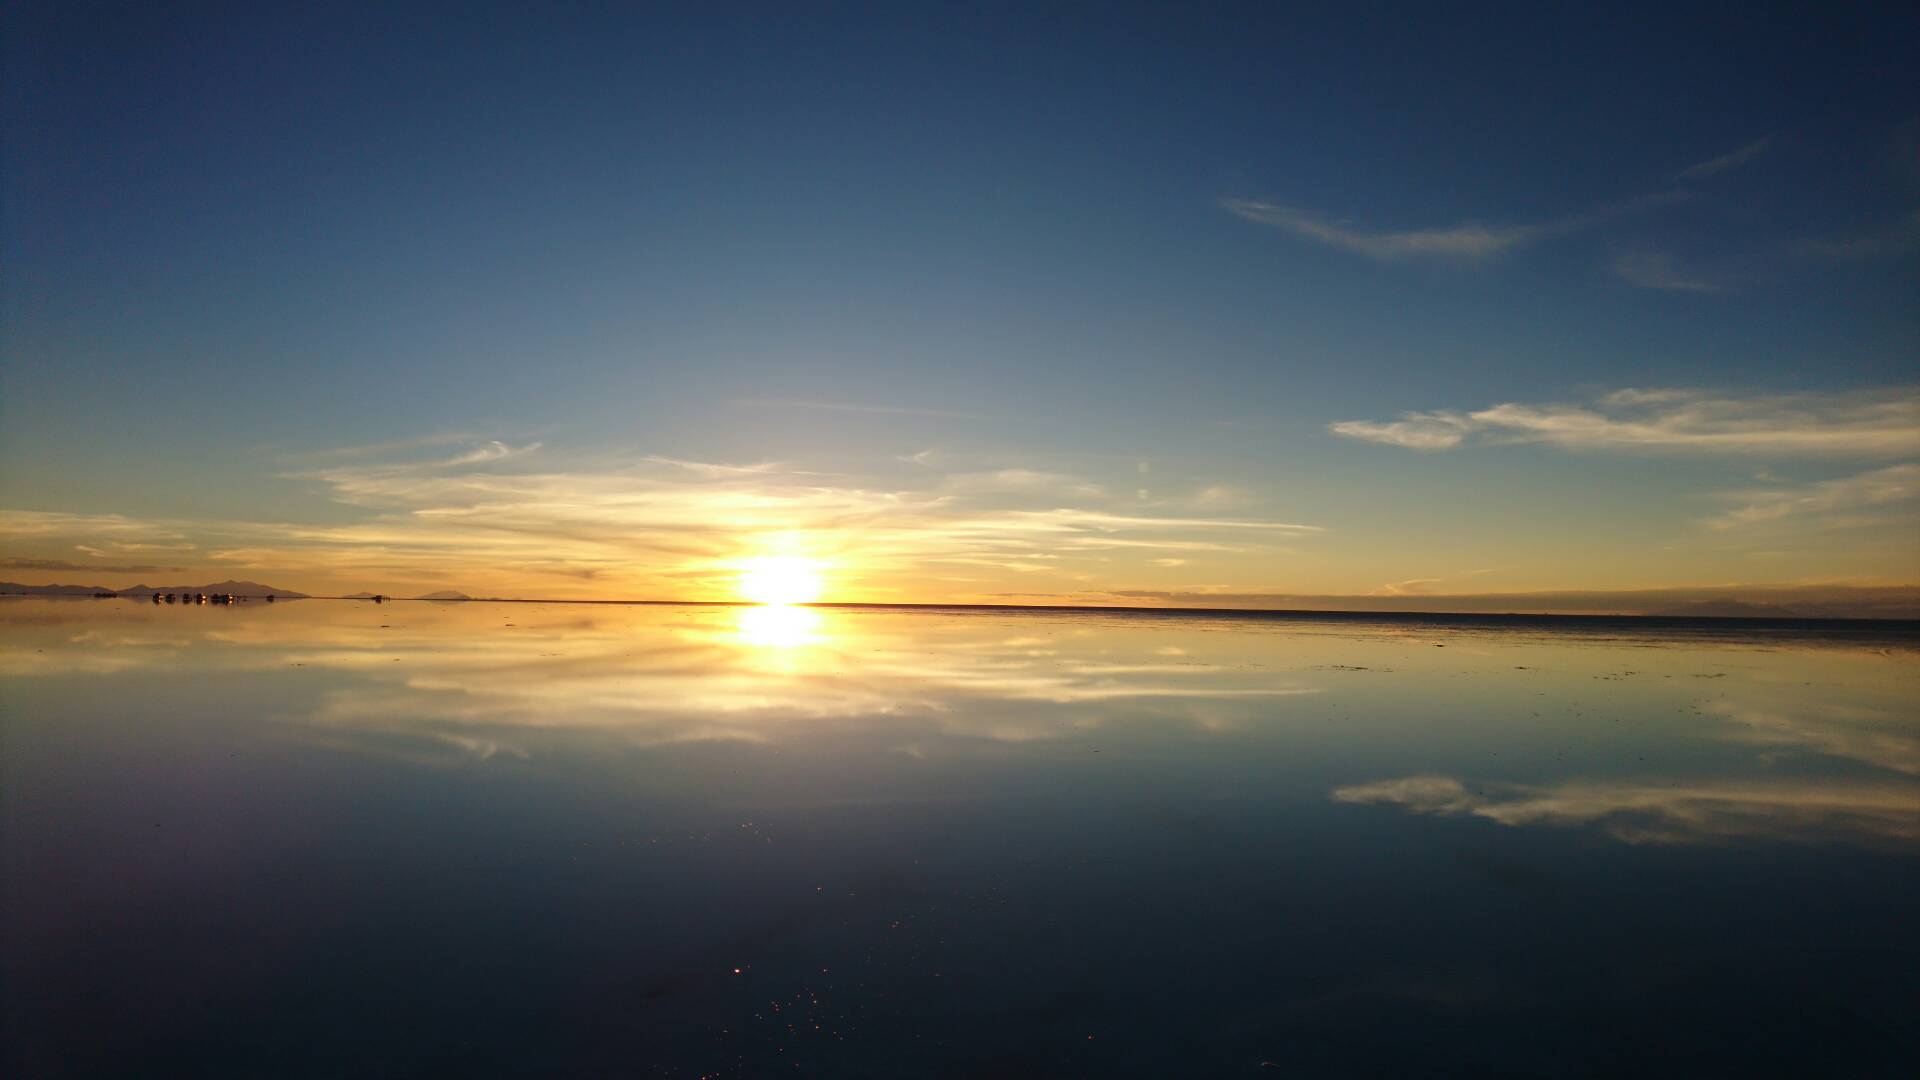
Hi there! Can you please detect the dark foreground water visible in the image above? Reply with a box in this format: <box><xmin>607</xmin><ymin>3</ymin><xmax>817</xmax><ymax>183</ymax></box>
<box><xmin>4</xmin><ymin>598</ymin><xmax>1917</xmax><ymax>1077</ymax></box>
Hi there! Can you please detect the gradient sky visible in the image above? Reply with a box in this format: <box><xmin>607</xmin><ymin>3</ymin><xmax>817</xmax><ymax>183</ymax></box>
<box><xmin>3</xmin><ymin>3</ymin><xmax>1916</xmax><ymax>608</ymax></box>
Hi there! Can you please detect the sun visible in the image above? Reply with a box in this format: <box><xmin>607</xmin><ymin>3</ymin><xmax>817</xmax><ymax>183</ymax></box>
<box><xmin>737</xmin><ymin>555</ymin><xmax>825</xmax><ymax>606</ymax></box>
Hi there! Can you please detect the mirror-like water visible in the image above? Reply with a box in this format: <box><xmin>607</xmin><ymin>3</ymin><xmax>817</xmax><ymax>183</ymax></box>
<box><xmin>4</xmin><ymin>598</ymin><xmax>1916</xmax><ymax>1076</ymax></box>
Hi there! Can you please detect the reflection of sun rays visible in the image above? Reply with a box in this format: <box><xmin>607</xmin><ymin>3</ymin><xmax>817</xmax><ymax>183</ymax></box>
<box><xmin>737</xmin><ymin>555</ymin><xmax>824</xmax><ymax>605</ymax></box>
<box><xmin>736</xmin><ymin>604</ymin><xmax>823</xmax><ymax>649</ymax></box>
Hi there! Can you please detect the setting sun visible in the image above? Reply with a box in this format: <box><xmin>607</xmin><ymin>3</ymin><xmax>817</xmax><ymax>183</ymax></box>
<box><xmin>736</xmin><ymin>555</ymin><xmax>825</xmax><ymax>606</ymax></box>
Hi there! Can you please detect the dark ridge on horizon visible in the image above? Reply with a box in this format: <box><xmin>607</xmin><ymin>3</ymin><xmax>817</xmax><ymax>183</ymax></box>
<box><xmin>812</xmin><ymin>599</ymin><xmax>1920</xmax><ymax>633</ymax></box>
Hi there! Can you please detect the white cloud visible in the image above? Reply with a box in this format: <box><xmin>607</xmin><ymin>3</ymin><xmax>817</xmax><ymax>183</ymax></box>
<box><xmin>1707</xmin><ymin>463</ymin><xmax>1920</xmax><ymax>530</ymax></box>
<box><xmin>1369</xmin><ymin>578</ymin><xmax>1440</xmax><ymax>596</ymax></box>
<box><xmin>445</xmin><ymin>440</ymin><xmax>542</xmax><ymax>466</ymax></box>
<box><xmin>1675</xmin><ymin>136</ymin><xmax>1773</xmax><ymax>181</ymax></box>
<box><xmin>1332</xmin><ymin>387</ymin><xmax>1920</xmax><ymax>457</ymax></box>
<box><xmin>1326</xmin><ymin>412</ymin><xmax>1472</xmax><ymax>450</ymax></box>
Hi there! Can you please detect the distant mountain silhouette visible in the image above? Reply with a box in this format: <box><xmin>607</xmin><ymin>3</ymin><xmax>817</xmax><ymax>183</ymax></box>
<box><xmin>1</xmin><ymin>580</ymin><xmax>307</xmax><ymax>597</ymax></box>
<box><xmin>122</xmin><ymin>580</ymin><xmax>309</xmax><ymax>597</ymax></box>
<box><xmin>415</xmin><ymin>590</ymin><xmax>473</xmax><ymax>601</ymax></box>
<box><xmin>1646</xmin><ymin>599</ymin><xmax>1803</xmax><ymax>618</ymax></box>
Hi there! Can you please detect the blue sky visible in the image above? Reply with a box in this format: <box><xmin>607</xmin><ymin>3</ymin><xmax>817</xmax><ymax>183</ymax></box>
<box><xmin>3</xmin><ymin>3</ymin><xmax>1915</xmax><ymax>606</ymax></box>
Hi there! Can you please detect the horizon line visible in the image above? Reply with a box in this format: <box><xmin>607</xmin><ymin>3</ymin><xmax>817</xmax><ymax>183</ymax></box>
<box><xmin>12</xmin><ymin>591</ymin><xmax>1918</xmax><ymax>626</ymax></box>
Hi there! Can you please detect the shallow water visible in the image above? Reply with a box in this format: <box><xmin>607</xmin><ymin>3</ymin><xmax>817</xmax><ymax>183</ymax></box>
<box><xmin>4</xmin><ymin>598</ymin><xmax>1917</xmax><ymax>1076</ymax></box>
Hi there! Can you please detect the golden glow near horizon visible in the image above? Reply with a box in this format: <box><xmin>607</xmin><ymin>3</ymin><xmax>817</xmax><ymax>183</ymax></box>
<box><xmin>737</xmin><ymin>555</ymin><xmax>826</xmax><ymax>606</ymax></box>
<box><xmin>2</xmin><ymin>421</ymin><xmax>1914</xmax><ymax>612</ymax></box>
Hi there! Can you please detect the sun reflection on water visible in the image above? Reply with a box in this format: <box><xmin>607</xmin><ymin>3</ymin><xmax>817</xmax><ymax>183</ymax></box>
<box><xmin>735</xmin><ymin>604</ymin><xmax>823</xmax><ymax>649</ymax></box>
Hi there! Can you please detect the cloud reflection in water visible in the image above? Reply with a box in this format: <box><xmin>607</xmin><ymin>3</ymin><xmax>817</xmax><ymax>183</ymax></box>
<box><xmin>1331</xmin><ymin>774</ymin><xmax>1920</xmax><ymax>847</ymax></box>
<box><xmin>4</xmin><ymin>598</ymin><xmax>1914</xmax><ymax>850</ymax></box>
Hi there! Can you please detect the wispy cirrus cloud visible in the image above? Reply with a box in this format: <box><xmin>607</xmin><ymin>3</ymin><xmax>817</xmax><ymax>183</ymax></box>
<box><xmin>1331</xmin><ymin>387</ymin><xmax>1920</xmax><ymax>456</ymax></box>
<box><xmin>1675</xmin><ymin>135</ymin><xmax>1773</xmax><ymax>181</ymax></box>
<box><xmin>444</xmin><ymin>440</ymin><xmax>542</xmax><ymax>466</ymax></box>
<box><xmin>1220</xmin><ymin>199</ymin><xmax>1557</xmax><ymax>260</ymax></box>
<box><xmin>1227</xmin><ymin>136</ymin><xmax>1778</xmax><ymax>268</ymax></box>
<box><xmin>1</xmin><ymin>556</ymin><xmax>183</xmax><ymax>574</ymax></box>
<box><xmin>1369</xmin><ymin>578</ymin><xmax>1440</xmax><ymax>596</ymax></box>
<box><xmin>1706</xmin><ymin>463</ymin><xmax>1920</xmax><ymax>530</ymax></box>
<box><xmin>640</xmin><ymin>456</ymin><xmax>787</xmax><ymax>478</ymax></box>
<box><xmin>1221</xmin><ymin>190</ymin><xmax>1683</xmax><ymax>263</ymax></box>
<box><xmin>1325</xmin><ymin>412</ymin><xmax>1475</xmax><ymax>450</ymax></box>
<box><xmin>0</xmin><ymin>511</ymin><xmax>192</xmax><ymax>542</ymax></box>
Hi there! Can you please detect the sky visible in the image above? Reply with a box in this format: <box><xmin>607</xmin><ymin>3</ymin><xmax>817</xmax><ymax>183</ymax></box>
<box><xmin>3</xmin><ymin>2</ymin><xmax>1917</xmax><ymax>612</ymax></box>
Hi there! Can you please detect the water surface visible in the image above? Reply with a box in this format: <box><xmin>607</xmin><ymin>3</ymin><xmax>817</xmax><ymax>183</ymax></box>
<box><xmin>4</xmin><ymin>599</ymin><xmax>1917</xmax><ymax>1076</ymax></box>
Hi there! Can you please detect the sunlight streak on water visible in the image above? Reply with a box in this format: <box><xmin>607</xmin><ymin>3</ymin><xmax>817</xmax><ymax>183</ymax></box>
<box><xmin>735</xmin><ymin>603</ymin><xmax>824</xmax><ymax>650</ymax></box>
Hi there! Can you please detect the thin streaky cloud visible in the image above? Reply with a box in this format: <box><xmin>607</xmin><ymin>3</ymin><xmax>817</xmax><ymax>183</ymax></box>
<box><xmin>1332</xmin><ymin>387</ymin><xmax>1920</xmax><ymax>457</ymax></box>
<box><xmin>272</xmin><ymin>431</ymin><xmax>489</xmax><ymax>464</ymax></box>
<box><xmin>1707</xmin><ymin>463</ymin><xmax>1920</xmax><ymax>530</ymax></box>
<box><xmin>640</xmin><ymin>456</ymin><xmax>787</xmax><ymax>477</ymax></box>
<box><xmin>1370</xmin><ymin>578</ymin><xmax>1440</xmax><ymax>596</ymax></box>
<box><xmin>1675</xmin><ymin>136</ymin><xmax>1774</xmax><ymax>181</ymax></box>
<box><xmin>1007</xmin><ymin>509</ymin><xmax>1323</xmax><ymax>534</ymax></box>
<box><xmin>445</xmin><ymin>441</ymin><xmax>543</xmax><ymax>466</ymax></box>
<box><xmin>0</xmin><ymin>511</ymin><xmax>191</xmax><ymax>542</ymax></box>
<box><xmin>1327</xmin><ymin>412</ymin><xmax>1472</xmax><ymax>450</ymax></box>
<box><xmin>1220</xmin><ymin>191</ymin><xmax>1685</xmax><ymax>263</ymax></box>
<box><xmin>1221</xmin><ymin>200</ymin><xmax>1547</xmax><ymax>260</ymax></box>
<box><xmin>1</xmin><ymin>557</ymin><xmax>184</xmax><ymax>574</ymax></box>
